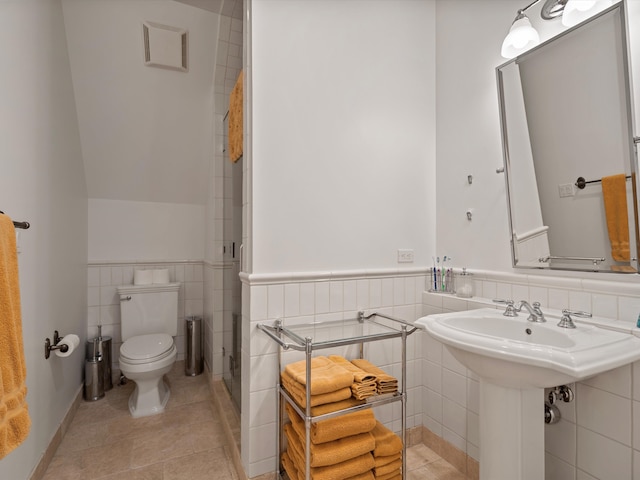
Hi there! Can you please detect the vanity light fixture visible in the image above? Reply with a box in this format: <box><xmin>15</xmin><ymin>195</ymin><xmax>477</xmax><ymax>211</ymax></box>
<box><xmin>501</xmin><ymin>0</ymin><xmax>568</xmax><ymax>59</ymax></box>
<box><xmin>501</xmin><ymin>6</ymin><xmax>540</xmax><ymax>59</ymax></box>
<box><xmin>561</xmin><ymin>0</ymin><xmax>614</xmax><ymax>27</ymax></box>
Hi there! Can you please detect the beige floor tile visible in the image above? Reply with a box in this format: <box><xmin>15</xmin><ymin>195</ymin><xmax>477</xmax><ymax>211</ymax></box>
<box><xmin>55</xmin><ymin>421</ymin><xmax>110</xmax><ymax>455</ymax></box>
<box><xmin>130</xmin><ymin>423</ymin><xmax>196</xmax><ymax>469</ymax></box>
<box><xmin>43</xmin><ymin>369</ymin><xmax>472</xmax><ymax>480</ymax></box>
<box><xmin>163</xmin><ymin>449</ymin><xmax>237</xmax><ymax>480</ymax></box>
<box><xmin>96</xmin><ymin>463</ymin><xmax>164</xmax><ymax>480</ymax></box>
<box><xmin>406</xmin><ymin>443</ymin><xmax>441</xmax><ymax>471</ymax></box>
<box><xmin>420</xmin><ymin>459</ymin><xmax>468</xmax><ymax>480</ymax></box>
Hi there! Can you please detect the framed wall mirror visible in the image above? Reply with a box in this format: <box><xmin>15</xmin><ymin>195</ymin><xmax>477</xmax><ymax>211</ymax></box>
<box><xmin>497</xmin><ymin>2</ymin><xmax>639</xmax><ymax>273</ymax></box>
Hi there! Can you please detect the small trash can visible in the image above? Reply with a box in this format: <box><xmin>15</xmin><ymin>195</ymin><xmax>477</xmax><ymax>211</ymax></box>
<box><xmin>86</xmin><ymin>332</ymin><xmax>113</xmax><ymax>391</ymax></box>
<box><xmin>185</xmin><ymin>316</ymin><xmax>203</xmax><ymax>376</ymax></box>
<box><xmin>84</xmin><ymin>356</ymin><xmax>105</xmax><ymax>401</ymax></box>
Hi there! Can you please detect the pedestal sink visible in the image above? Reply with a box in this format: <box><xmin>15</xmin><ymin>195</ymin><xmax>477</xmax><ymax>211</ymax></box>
<box><xmin>415</xmin><ymin>308</ymin><xmax>640</xmax><ymax>480</ymax></box>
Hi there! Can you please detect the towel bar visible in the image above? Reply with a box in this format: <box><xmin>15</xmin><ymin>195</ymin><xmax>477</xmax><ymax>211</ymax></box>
<box><xmin>0</xmin><ymin>210</ymin><xmax>30</xmax><ymax>229</ymax></box>
<box><xmin>575</xmin><ymin>175</ymin><xmax>632</xmax><ymax>190</ymax></box>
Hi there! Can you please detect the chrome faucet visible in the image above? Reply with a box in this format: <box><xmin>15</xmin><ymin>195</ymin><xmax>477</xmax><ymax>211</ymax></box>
<box><xmin>516</xmin><ymin>300</ymin><xmax>546</xmax><ymax>323</ymax></box>
<box><xmin>557</xmin><ymin>309</ymin><xmax>592</xmax><ymax>329</ymax></box>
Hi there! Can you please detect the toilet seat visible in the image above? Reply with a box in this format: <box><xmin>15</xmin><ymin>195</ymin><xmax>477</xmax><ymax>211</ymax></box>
<box><xmin>120</xmin><ymin>333</ymin><xmax>174</xmax><ymax>365</ymax></box>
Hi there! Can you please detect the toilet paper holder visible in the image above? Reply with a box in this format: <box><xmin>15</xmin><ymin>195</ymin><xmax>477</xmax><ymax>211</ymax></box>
<box><xmin>44</xmin><ymin>330</ymin><xmax>68</xmax><ymax>359</ymax></box>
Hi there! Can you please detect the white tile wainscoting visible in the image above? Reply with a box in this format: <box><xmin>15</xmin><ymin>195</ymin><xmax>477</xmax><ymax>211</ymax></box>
<box><xmin>421</xmin><ymin>269</ymin><xmax>640</xmax><ymax>480</ymax></box>
<box><xmin>242</xmin><ymin>268</ymin><xmax>429</xmax><ymax>478</ymax></box>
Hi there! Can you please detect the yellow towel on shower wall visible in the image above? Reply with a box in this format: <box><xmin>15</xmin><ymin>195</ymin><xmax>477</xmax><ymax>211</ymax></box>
<box><xmin>0</xmin><ymin>214</ymin><xmax>30</xmax><ymax>459</ymax></box>
<box><xmin>602</xmin><ymin>173</ymin><xmax>631</xmax><ymax>262</ymax></box>
<box><xmin>228</xmin><ymin>70</ymin><xmax>243</xmax><ymax>163</ymax></box>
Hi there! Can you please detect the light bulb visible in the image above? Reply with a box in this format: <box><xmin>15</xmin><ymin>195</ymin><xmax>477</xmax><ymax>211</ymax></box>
<box><xmin>501</xmin><ymin>14</ymin><xmax>540</xmax><ymax>59</ymax></box>
<box><xmin>562</xmin><ymin>0</ymin><xmax>613</xmax><ymax>27</ymax></box>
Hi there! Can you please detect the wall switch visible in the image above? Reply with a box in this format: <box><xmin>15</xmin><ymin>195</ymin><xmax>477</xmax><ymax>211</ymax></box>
<box><xmin>397</xmin><ymin>249</ymin><xmax>414</xmax><ymax>263</ymax></box>
<box><xmin>558</xmin><ymin>183</ymin><xmax>574</xmax><ymax>198</ymax></box>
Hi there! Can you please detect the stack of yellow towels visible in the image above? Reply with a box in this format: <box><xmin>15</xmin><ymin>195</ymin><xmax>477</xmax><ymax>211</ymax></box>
<box><xmin>370</xmin><ymin>421</ymin><xmax>403</xmax><ymax>480</ymax></box>
<box><xmin>281</xmin><ymin>356</ymin><xmax>355</xmax><ymax>407</ymax></box>
<box><xmin>279</xmin><ymin>355</ymin><xmax>403</xmax><ymax>479</ymax></box>
<box><xmin>285</xmin><ymin>401</ymin><xmax>377</xmax><ymax>480</ymax></box>
<box><xmin>351</xmin><ymin>359</ymin><xmax>398</xmax><ymax>395</ymax></box>
<box><xmin>328</xmin><ymin>355</ymin><xmax>378</xmax><ymax>400</ymax></box>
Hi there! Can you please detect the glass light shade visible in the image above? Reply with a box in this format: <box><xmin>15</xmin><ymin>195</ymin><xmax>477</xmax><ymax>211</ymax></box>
<box><xmin>501</xmin><ymin>15</ymin><xmax>541</xmax><ymax>59</ymax></box>
<box><xmin>562</xmin><ymin>0</ymin><xmax>614</xmax><ymax>27</ymax></box>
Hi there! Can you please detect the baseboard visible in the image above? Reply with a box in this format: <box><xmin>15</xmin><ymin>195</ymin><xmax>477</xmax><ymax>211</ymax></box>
<box><xmin>207</xmin><ymin>369</ymin><xmax>247</xmax><ymax>480</ymax></box>
<box><xmin>28</xmin><ymin>385</ymin><xmax>83</xmax><ymax>480</ymax></box>
<box><xmin>421</xmin><ymin>426</ymin><xmax>479</xmax><ymax>480</ymax></box>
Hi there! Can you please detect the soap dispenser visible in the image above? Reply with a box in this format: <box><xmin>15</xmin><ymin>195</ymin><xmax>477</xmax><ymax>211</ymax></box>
<box><xmin>456</xmin><ymin>268</ymin><xmax>474</xmax><ymax>298</ymax></box>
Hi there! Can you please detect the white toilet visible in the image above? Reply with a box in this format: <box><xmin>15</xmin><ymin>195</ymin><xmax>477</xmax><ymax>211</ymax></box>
<box><xmin>116</xmin><ymin>282</ymin><xmax>180</xmax><ymax>418</ymax></box>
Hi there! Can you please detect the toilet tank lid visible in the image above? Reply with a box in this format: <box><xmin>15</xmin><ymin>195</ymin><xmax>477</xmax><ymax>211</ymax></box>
<box><xmin>116</xmin><ymin>282</ymin><xmax>180</xmax><ymax>295</ymax></box>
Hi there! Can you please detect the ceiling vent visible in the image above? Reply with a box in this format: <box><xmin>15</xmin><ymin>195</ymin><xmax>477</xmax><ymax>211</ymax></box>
<box><xmin>142</xmin><ymin>21</ymin><xmax>188</xmax><ymax>72</ymax></box>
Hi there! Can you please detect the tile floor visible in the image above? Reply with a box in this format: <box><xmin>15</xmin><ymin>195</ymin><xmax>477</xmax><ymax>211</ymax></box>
<box><xmin>42</xmin><ymin>362</ymin><xmax>467</xmax><ymax>479</ymax></box>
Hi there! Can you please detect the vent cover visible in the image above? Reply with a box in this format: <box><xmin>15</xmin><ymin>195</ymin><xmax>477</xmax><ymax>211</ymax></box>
<box><xmin>142</xmin><ymin>21</ymin><xmax>188</xmax><ymax>72</ymax></box>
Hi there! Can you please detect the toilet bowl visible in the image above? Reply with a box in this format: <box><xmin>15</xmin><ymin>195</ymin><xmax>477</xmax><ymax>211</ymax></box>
<box><xmin>119</xmin><ymin>333</ymin><xmax>177</xmax><ymax>418</ymax></box>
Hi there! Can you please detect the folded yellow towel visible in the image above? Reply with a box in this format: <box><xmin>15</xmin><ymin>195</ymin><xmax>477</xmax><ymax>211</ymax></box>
<box><xmin>375</xmin><ymin>472</ymin><xmax>401</xmax><ymax>480</ymax></box>
<box><xmin>346</xmin><ymin>472</ymin><xmax>375</xmax><ymax>480</ymax></box>
<box><xmin>350</xmin><ymin>359</ymin><xmax>398</xmax><ymax>394</ymax></box>
<box><xmin>290</xmin><ymin>450</ymin><xmax>375</xmax><ymax>480</ymax></box>
<box><xmin>0</xmin><ymin>214</ymin><xmax>30</xmax><ymax>459</ymax></box>
<box><xmin>228</xmin><ymin>70</ymin><xmax>243</xmax><ymax>163</ymax></box>
<box><xmin>282</xmin><ymin>450</ymin><xmax>300</xmax><ymax>480</ymax></box>
<box><xmin>285</xmin><ymin>422</ymin><xmax>375</xmax><ymax>467</ymax></box>
<box><xmin>351</xmin><ymin>383</ymin><xmax>377</xmax><ymax>400</ymax></box>
<box><xmin>309</xmin><ymin>397</ymin><xmax>365</xmax><ymax>416</ymax></box>
<box><xmin>285</xmin><ymin>356</ymin><xmax>355</xmax><ymax>395</ymax></box>
<box><xmin>371</xmin><ymin>421</ymin><xmax>403</xmax><ymax>457</ymax></box>
<box><xmin>286</xmin><ymin>402</ymin><xmax>377</xmax><ymax>444</ymax></box>
<box><xmin>328</xmin><ymin>355</ymin><xmax>378</xmax><ymax>383</ymax></box>
<box><xmin>282</xmin><ymin>370</ymin><xmax>352</xmax><ymax>408</ymax></box>
<box><xmin>373</xmin><ymin>458</ymin><xmax>402</xmax><ymax>477</ymax></box>
<box><xmin>602</xmin><ymin>173</ymin><xmax>631</xmax><ymax>261</ymax></box>
<box><xmin>374</xmin><ymin>452</ymin><xmax>401</xmax><ymax>468</ymax></box>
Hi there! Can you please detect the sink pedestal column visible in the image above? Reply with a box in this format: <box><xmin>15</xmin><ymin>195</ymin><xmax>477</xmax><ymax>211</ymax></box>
<box><xmin>479</xmin><ymin>381</ymin><xmax>544</xmax><ymax>480</ymax></box>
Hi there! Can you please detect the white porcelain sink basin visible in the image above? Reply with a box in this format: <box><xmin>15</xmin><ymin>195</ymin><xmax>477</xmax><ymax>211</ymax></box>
<box><xmin>416</xmin><ymin>308</ymin><xmax>640</xmax><ymax>388</ymax></box>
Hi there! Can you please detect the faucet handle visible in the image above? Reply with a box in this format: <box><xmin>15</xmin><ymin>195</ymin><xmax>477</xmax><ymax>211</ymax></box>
<box><xmin>558</xmin><ymin>309</ymin><xmax>592</xmax><ymax>329</ymax></box>
<box><xmin>493</xmin><ymin>299</ymin><xmax>518</xmax><ymax>317</ymax></box>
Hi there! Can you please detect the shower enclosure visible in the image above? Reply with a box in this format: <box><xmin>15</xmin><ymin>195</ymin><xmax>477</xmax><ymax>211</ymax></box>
<box><xmin>222</xmin><ymin>114</ymin><xmax>243</xmax><ymax>411</ymax></box>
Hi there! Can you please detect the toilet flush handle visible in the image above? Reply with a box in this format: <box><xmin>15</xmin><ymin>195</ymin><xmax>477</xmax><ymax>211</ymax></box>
<box><xmin>120</xmin><ymin>295</ymin><xmax>132</xmax><ymax>302</ymax></box>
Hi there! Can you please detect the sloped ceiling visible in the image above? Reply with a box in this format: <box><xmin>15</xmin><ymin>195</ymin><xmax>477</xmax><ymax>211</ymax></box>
<box><xmin>62</xmin><ymin>0</ymin><xmax>219</xmax><ymax>205</ymax></box>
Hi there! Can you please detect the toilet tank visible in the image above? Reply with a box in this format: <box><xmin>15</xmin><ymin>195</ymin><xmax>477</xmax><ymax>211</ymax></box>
<box><xmin>116</xmin><ymin>283</ymin><xmax>180</xmax><ymax>341</ymax></box>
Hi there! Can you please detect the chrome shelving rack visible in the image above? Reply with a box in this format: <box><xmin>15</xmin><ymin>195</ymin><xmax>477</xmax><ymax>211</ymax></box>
<box><xmin>258</xmin><ymin>311</ymin><xmax>418</xmax><ymax>480</ymax></box>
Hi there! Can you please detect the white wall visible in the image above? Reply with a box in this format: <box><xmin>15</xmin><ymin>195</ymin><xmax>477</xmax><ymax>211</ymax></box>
<box><xmin>63</xmin><ymin>0</ymin><xmax>217</xmax><ymax>265</ymax></box>
<box><xmin>62</xmin><ymin>0</ymin><xmax>218</xmax><ymax>206</ymax></box>
<box><xmin>0</xmin><ymin>1</ymin><xmax>88</xmax><ymax>478</ymax></box>
<box><xmin>88</xmin><ymin>199</ymin><xmax>205</xmax><ymax>261</ymax></box>
<box><xmin>245</xmin><ymin>0</ymin><xmax>436</xmax><ymax>476</ymax></box>
<box><xmin>250</xmin><ymin>0</ymin><xmax>437</xmax><ymax>274</ymax></box>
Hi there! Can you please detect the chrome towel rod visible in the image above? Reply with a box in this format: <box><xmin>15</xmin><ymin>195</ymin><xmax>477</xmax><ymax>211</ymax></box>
<box><xmin>575</xmin><ymin>175</ymin><xmax>631</xmax><ymax>190</ymax></box>
<box><xmin>0</xmin><ymin>210</ymin><xmax>30</xmax><ymax>229</ymax></box>
<box><xmin>539</xmin><ymin>255</ymin><xmax>605</xmax><ymax>265</ymax></box>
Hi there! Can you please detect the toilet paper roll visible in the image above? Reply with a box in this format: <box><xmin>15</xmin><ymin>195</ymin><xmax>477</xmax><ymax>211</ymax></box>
<box><xmin>55</xmin><ymin>334</ymin><xmax>80</xmax><ymax>358</ymax></box>
<box><xmin>134</xmin><ymin>269</ymin><xmax>154</xmax><ymax>285</ymax></box>
<box><xmin>152</xmin><ymin>268</ymin><xmax>170</xmax><ymax>284</ymax></box>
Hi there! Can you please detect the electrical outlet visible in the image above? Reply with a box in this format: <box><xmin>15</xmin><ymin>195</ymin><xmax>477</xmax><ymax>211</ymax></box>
<box><xmin>397</xmin><ymin>249</ymin><xmax>414</xmax><ymax>263</ymax></box>
<box><xmin>558</xmin><ymin>183</ymin><xmax>574</xmax><ymax>198</ymax></box>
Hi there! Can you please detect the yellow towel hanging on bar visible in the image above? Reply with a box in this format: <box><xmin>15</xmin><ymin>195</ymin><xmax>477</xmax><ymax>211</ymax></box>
<box><xmin>228</xmin><ymin>70</ymin><xmax>243</xmax><ymax>163</ymax></box>
<box><xmin>0</xmin><ymin>214</ymin><xmax>31</xmax><ymax>459</ymax></box>
<box><xmin>602</xmin><ymin>173</ymin><xmax>630</xmax><ymax>262</ymax></box>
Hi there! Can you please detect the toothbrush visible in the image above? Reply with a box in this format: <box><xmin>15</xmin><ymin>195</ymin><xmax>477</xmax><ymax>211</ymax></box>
<box><xmin>432</xmin><ymin>257</ymin><xmax>437</xmax><ymax>291</ymax></box>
